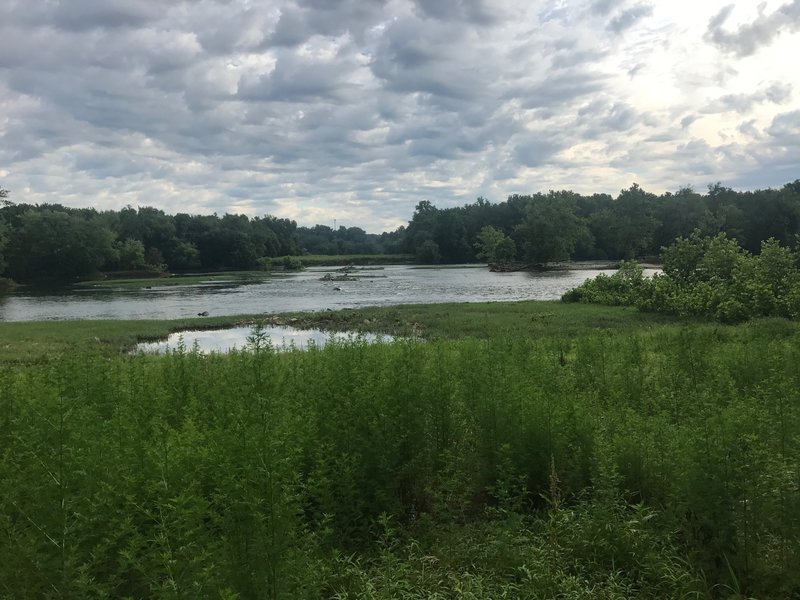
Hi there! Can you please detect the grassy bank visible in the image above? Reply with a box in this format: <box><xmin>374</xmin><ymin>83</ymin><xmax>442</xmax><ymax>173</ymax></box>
<box><xmin>0</xmin><ymin>315</ymin><xmax>259</xmax><ymax>363</ymax></box>
<box><xmin>296</xmin><ymin>253</ymin><xmax>414</xmax><ymax>266</ymax></box>
<box><xmin>0</xmin><ymin>302</ymin><xmax>678</xmax><ymax>364</ymax></box>
<box><xmin>1</xmin><ymin>304</ymin><xmax>799</xmax><ymax>598</ymax></box>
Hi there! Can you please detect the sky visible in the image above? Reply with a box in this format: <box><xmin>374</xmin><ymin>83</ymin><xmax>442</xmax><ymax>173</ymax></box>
<box><xmin>1</xmin><ymin>0</ymin><xmax>799</xmax><ymax>233</ymax></box>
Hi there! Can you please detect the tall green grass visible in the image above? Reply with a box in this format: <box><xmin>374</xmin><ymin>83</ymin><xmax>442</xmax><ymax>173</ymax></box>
<box><xmin>2</xmin><ymin>320</ymin><xmax>799</xmax><ymax>597</ymax></box>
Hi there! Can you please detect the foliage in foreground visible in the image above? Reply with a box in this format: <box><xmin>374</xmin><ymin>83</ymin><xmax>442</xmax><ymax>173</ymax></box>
<box><xmin>3</xmin><ymin>320</ymin><xmax>800</xmax><ymax>598</ymax></box>
<box><xmin>563</xmin><ymin>232</ymin><xmax>800</xmax><ymax>322</ymax></box>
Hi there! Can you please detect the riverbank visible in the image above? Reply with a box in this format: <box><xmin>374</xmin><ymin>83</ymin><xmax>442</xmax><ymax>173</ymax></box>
<box><xmin>0</xmin><ymin>301</ymin><xmax>680</xmax><ymax>363</ymax></box>
<box><xmin>490</xmin><ymin>259</ymin><xmax>662</xmax><ymax>272</ymax></box>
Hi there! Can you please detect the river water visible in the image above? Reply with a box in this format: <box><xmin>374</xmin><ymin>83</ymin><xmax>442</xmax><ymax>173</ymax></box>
<box><xmin>0</xmin><ymin>264</ymin><xmax>642</xmax><ymax>322</ymax></box>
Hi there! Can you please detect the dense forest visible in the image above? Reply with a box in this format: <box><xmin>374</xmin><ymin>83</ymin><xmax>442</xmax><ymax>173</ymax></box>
<box><xmin>406</xmin><ymin>181</ymin><xmax>800</xmax><ymax>264</ymax></box>
<box><xmin>1</xmin><ymin>181</ymin><xmax>799</xmax><ymax>281</ymax></box>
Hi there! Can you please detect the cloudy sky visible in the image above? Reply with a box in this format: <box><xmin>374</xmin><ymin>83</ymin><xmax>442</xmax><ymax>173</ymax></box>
<box><xmin>1</xmin><ymin>0</ymin><xmax>799</xmax><ymax>232</ymax></box>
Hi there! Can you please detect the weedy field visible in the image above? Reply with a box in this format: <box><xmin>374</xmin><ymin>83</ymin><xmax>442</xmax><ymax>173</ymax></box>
<box><xmin>1</xmin><ymin>302</ymin><xmax>799</xmax><ymax>598</ymax></box>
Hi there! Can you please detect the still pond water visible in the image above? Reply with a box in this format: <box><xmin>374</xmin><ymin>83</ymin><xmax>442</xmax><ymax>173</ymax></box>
<box><xmin>0</xmin><ymin>264</ymin><xmax>642</xmax><ymax>322</ymax></box>
<box><xmin>136</xmin><ymin>325</ymin><xmax>390</xmax><ymax>354</ymax></box>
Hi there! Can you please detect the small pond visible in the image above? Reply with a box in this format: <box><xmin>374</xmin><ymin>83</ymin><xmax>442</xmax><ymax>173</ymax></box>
<box><xmin>135</xmin><ymin>324</ymin><xmax>391</xmax><ymax>354</ymax></box>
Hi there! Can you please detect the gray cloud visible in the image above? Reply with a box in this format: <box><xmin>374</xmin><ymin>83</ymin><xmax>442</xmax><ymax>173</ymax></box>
<box><xmin>767</xmin><ymin>109</ymin><xmax>800</xmax><ymax>145</ymax></box>
<box><xmin>726</xmin><ymin>110</ymin><xmax>800</xmax><ymax>188</ymax></box>
<box><xmin>705</xmin><ymin>0</ymin><xmax>800</xmax><ymax>56</ymax></box>
<box><xmin>268</xmin><ymin>0</ymin><xmax>388</xmax><ymax>47</ymax></box>
<box><xmin>704</xmin><ymin>82</ymin><xmax>793</xmax><ymax>114</ymax></box>
<box><xmin>0</xmin><ymin>0</ymin><xmax>797</xmax><ymax>232</ymax></box>
<box><xmin>238</xmin><ymin>50</ymin><xmax>360</xmax><ymax>103</ymax></box>
<box><xmin>0</xmin><ymin>0</ymin><xmax>166</xmax><ymax>32</ymax></box>
<box><xmin>607</xmin><ymin>3</ymin><xmax>653</xmax><ymax>34</ymax></box>
<box><xmin>680</xmin><ymin>115</ymin><xmax>697</xmax><ymax>129</ymax></box>
<box><xmin>367</xmin><ymin>15</ymin><xmax>495</xmax><ymax>102</ymax></box>
<box><xmin>411</xmin><ymin>0</ymin><xmax>497</xmax><ymax>24</ymax></box>
<box><xmin>591</xmin><ymin>0</ymin><xmax>619</xmax><ymax>16</ymax></box>
<box><xmin>513</xmin><ymin>136</ymin><xmax>565</xmax><ymax>167</ymax></box>
<box><xmin>513</xmin><ymin>69</ymin><xmax>608</xmax><ymax>110</ymax></box>
<box><xmin>52</xmin><ymin>0</ymin><xmax>163</xmax><ymax>31</ymax></box>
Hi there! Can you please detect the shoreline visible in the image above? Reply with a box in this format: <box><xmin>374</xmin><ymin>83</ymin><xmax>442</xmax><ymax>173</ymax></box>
<box><xmin>490</xmin><ymin>260</ymin><xmax>662</xmax><ymax>272</ymax></box>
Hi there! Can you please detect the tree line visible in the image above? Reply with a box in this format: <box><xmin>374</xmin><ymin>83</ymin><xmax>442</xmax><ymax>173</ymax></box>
<box><xmin>408</xmin><ymin>180</ymin><xmax>800</xmax><ymax>264</ymax></box>
<box><xmin>0</xmin><ymin>196</ymin><xmax>404</xmax><ymax>282</ymax></box>
<box><xmin>0</xmin><ymin>180</ymin><xmax>799</xmax><ymax>282</ymax></box>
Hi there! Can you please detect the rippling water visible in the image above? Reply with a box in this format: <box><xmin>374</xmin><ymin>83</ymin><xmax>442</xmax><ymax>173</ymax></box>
<box><xmin>0</xmin><ymin>264</ymin><xmax>647</xmax><ymax>322</ymax></box>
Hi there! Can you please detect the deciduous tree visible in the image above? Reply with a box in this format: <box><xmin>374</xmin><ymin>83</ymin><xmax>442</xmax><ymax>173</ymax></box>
<box><xmin>474</xmin><ymin>226</ymin><xmax>516</xmax><ymax>262</ymax></box>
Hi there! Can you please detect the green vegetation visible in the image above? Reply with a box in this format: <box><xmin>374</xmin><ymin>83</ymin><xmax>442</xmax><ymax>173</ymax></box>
<box><xmin>291</xmin><ymin>300</ymin><xmax>677</xmax><ymax>340</ymax></box>
<box><xmin>2</xmin><ymin>303</ymin><xmax>800</xmax><ymax>598</ymax></box>
<box><xmin>565</xmin><ymin>232</ymin><xmax>800</xmax><ymax>322</ymax></box>
<box><xmin>293</xmin><ymin>253</ymin><xmax>414</xmax><ymax>266</ymax></box>
<box><xmin>0</xmin><ymin>302</ymin><xmax>668</xmax><ymax>364</ymax></box>
<box><xmin>2</xmin><ymin>180</ymin><xmax>800</xmax><ymax>281</ymax></box>
<box><xmin>0</xmin><ymin>315</ymin><xmax>271</xmax><ymax>364</ymax></box>
<box><xmin>474</xmin><ymin>226</ymin><xmax>516</xmax><ymax>263</ymax></box>
<box><xmin>259</xmin><ymin>255</ymin><xmax>305</xmax><ymax>271</ymax></box>
<box><xmin>515</xmin><ymin>191</ymin><xmax>591</xmax><ymax>263</ymax></box>
<box><xmin>403</xmin><ymin>181</ymin><xmax>800</xmax><ymax>264</ymax></box>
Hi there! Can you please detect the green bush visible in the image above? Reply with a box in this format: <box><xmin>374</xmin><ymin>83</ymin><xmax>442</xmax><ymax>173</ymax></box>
<box><xmin>562</xmin><ymin>260</ymin><xmax>651</xmax><ymax>306</ymax></box>
<box><xmin>565</xmin><ymin>233</ymin><xmax>800</xmax><ymax>323</ymax></box>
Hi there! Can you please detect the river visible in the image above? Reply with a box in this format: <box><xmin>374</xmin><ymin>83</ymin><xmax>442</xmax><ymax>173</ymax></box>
<box><xmin>0</xmin><ymin>264</ymin><xmax>645</xmax><ymax>322</ymax></box>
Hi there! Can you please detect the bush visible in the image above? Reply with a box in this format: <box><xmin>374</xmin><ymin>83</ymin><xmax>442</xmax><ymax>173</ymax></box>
<box><xmin>562</xmin><ymin>260</ymin><xmax>651</xmax><ymax>306</ymax></box>
<box><xmin>565</xmin><ymin>234</ymin><xmax>800</xmax><ymax>323</ymax></box>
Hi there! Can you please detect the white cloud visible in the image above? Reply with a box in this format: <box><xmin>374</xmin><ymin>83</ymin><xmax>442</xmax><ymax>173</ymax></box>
<box><xmin>0</xmin><ymin>0</ymin><xmax>798</xmax><ymax>232</ymax></box>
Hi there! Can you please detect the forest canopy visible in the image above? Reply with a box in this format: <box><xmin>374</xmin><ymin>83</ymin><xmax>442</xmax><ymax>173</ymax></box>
<box><xmin>0</xmin><ymin>180</ymin><xmax>799</xmax><ymax>281</ymax></box>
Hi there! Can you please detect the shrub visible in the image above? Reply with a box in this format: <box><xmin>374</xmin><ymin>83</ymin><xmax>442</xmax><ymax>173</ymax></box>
<box><xmin>565</xmin><ymin>234</ymin><xmax>800</xmax><ymax>323</ymax></box>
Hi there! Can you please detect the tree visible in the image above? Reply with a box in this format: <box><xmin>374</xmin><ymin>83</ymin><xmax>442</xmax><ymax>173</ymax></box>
<box><xmin>612</xmin><ymin>184</ymin><xmax>658</xmax><ymax>258</ymax></box>
<box><xmin>415</xmin><ymin>239</ymin><xmax>441</xmax><ymax>264</ymax></box>
<box><xmin>405</xmin><ymin>201</ymin><xmax>439</xmax><ymax>257</ymax></box>
<box><xmin>106</xmin><ymin>238</ymin><xmax>150</xmax><ymax>271</ymax></box>
<box><xmin>0</xmin><ymin>189</ymin><xmax>8</xmax><ymax>276</ymax></box>
<box><xmin>515</xmin><ymin>192</ymin><xmax>590</xmax><ymax>263</ymax></box>
<box><xmin>433</xmin><ymin>210</ymin><xmax>471</xmax><ymax>263</ymax></box>
<box><xmin>116</xmin><ymin>206</ymin><xmax>177</xmax><ymax>255</ymax></box>
<box><xmin>661</xmin><ymin>231</ymin><xmax>746</xmax><ymax>284</ymax></box>
<box><xmin>0</xmin><ymin>220</ymin><xmax>7</xmax><ymax>278</ymax></box>
<box><xmin>653</xmin><ymin>187</ymin><xmax>718</xmax><ymax>249</ymax></box>
<box><xmin>474</xmin><ymin>226</ymin><xmax>516</xmax><ymax>262</ymax></box>
<box><xmin>167</xmin><ymin>240</ymin><xmax>201</xmax><ymax>271</ymax></box>
<box><xmin>6</xmin><ymin>209</ymin><xmax>117</xmax><ymax>280</ymax></box>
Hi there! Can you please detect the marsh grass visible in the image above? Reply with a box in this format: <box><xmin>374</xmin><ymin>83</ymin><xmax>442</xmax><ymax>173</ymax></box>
<box><xmin>1</xmin><ymin>306</ymin><xmax>799</xmax><ymax>597</ymax></box>
<box><xmin>0</xmin><ymin>315</ymin><xmax>258</xmax><ymax>363</ymax></box>
<box><xmin>0</xmin><ymin>301</ymin><xmax>677</xmax><ymax>364</ymax></box>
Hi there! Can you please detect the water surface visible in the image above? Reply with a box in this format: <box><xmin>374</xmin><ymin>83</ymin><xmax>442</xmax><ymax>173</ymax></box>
<box><xmin>0</xmin><ymin>265</ymin><xmax>652</xmax><ymax>322</ymax></box>
<box><xmin>135</xmin><ymin>325</ymin><xmax>389</xmax><ymax>354</ymax></box>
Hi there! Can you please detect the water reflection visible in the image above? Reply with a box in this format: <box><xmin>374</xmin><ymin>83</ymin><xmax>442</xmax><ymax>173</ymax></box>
<box><xmin>135</xmin><ymin>325</ymin><xmax>390</xmax><ymax>354</ymax></box>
